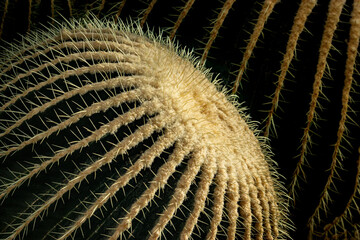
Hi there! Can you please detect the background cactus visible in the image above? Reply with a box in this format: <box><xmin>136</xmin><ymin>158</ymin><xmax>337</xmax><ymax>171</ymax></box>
<box><xmin>0</xmin><ymin>0</ymin><xmax>360</xmax><ymax>239</ymax></box>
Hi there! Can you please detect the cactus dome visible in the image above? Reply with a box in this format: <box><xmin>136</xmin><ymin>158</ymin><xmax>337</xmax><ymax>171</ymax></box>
<box><xmin>0</xmin><ymin>17</ymin><xmax>290</xmax><ymax>240</ymax></box>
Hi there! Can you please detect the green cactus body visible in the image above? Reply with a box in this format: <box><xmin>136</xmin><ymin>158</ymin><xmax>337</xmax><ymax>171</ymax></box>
<box><xmin>0</xmin><ymin>18</ymin><xmax>289</xmax><ymax>239</ymax></box>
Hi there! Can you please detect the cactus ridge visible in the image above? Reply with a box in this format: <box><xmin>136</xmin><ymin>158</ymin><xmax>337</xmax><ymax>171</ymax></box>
<box><xmin>0</xmin><ymin>17</ymin><xmax>290</xmax><ymax>239</ymax></box>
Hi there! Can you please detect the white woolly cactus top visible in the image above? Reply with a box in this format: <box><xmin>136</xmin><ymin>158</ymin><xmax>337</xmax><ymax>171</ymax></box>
<box><xmin>0</xmin><ymin>17</ymin><xmax>291</xmax><ymax>239</ymax></box>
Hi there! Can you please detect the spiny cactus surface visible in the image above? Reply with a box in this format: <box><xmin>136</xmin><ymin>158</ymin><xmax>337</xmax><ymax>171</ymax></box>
<box><xmin>2</xmin><ymin>0</ymin><xmax>360</xmax><ymax>239</ymax></box>
<box><xmin>0</xmin><ymin>18</ymin><xmax>289</xmax><ymax>239</ymax></box>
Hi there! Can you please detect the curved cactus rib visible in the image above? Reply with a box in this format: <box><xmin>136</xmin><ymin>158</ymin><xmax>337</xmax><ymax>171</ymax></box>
<box><xmin>241</xmin><ymin>154</ymin><xmax>269</xmax><ymax>239</ymax></box>
<box><xmin>225</xmin><ymin>169</ymin><xmax>240</xmax><ymax>239</ymax></box>
<box><xmin>0</xmin><ymin>89</ymin><xmax>155</xmax><ymax>156</ymax></box>
<box><xmin>249</xmin><ymin>161</ymin><xmax>268</xmax><ymax>238</ymax></box>
<box><xmin>25</xmin><ymin>0</ymin><xmax>32</xmax><ymax>33</ymax></box>
<box><xmin>61</xmin><ymin>29</ymin><xmax>151</xmax><ymax>49</ymax></box>
<box><xmin>0</xmin><ymin>37</ymin><xmax>61</xmax><ymax>73</ymax></box>
<box><xmin>0</xmin><ymin>75</ymin><xmax>149</xmax><ymax>139</ymax></box>
<box><xmin>140</xmin><ymin>0</ymin><xmax>158</xmax><ymax>28</ymax></box>
<box><xmin>0</xmin><ymin>62</ymin><xmax>149</xmax><ymax>112</ymax></box>
<box><xmin>59</xmin><ymin>121</ymin><xmax>183</xmax><ymax>240</ymax></box>
<box><xmin>180</xmin><ymin>152</ymin><xmax>217</xmax><ymax>240</ymax></box>
<box><xmin>0</xmin><ymin>0</ymin><xmax>8</xmax><ymax>39</ymax></box>
<box><xmin>109</xmin><ymin>136</ymin><xmax>193</xmax><ymax>239</ymax></box>
<box><xmin>200</xmin><ymin>0</ymin><xmax>236</xmax><ymax>64</ymax></box>
<box><xmin>114</xmin><ymin>0</ymin><xmax>127</xmax><ymax>22</ymax></box>
<box><xmin>0</xmin><ymin>42</ymin><xmax>140</xmax><ymax>83</ymax></box>
<box><xmin>323</xmin><ymin>147</ymin><xmax>360</xmax><ymax>237</ymax></box>
<box><xmin>169</xmin><ymin>0</ymin><xmax>196</xmax><ymax>40</ymax></box>
<box><xmin>0</xmin><ymin>100</ymin><xmax>161</xmax><ymax>201</ymax></box>
<box><xmin>67</xmin><ymin>0</ymin><xmax>73</xmax><ymax>17</ymax></box>
<box><xmin>206</xmin><ymin>159</ymin><xmax>228</xmax><ymax>240</ymax></box>
<box><xmin>211</xmin><ymin>95</ymin><xmax>283</xmax><ymax>239</ymax></box>
<box><xmin>216</xmin><ymin>98</ymin><xmax>282</xmax><ymax>239</ymax></box>
<box><xmin>239</xmin><ymin>148</ymin><xmax>282</xmax><ymax>239</ymax></box>
<box><xmin>259</xmin><ymin>177</ymin><xmax>273</xmax><ymax>239</ymax></box>
<box><xmin>264</xmin><ymin>0</ymin><xmax>317</xmax><ymax>137</ymax></box>
<box><xmin>308</xmin><ymin>0</ymin><xmax>360</xmax><ymax>231</ymax></box>
<box><xmin>0</xmin><ymin>26</ymin><xmax>145</xmax><ymax>78</ymax></box>
<box><xmin>0</xmin><ymin>50</ymin><xmax>140</xmax><ymax>92</ymax></box>
<box><xmin>96</xmin><ymin>0</ymin><xmax>106</xmax><ymax>17</ymax></box>
<box><xmin>290</xmin><ymin>0</ymin><xmax>346</xmax><ymax>200</ymax></box>
<box><xmin>6</xmin><ymin>112</ymin><xmax>173</xmax><ymax>240</ymax></box>
<box><xmin>232</xmin><ymin>0</ymin><xmax>279</xmax><ymax>94</ymax></box>
<box><xmin>147</xmin><ymin>144</ymin><xmax>207</xmax><ymax>240</ymax></box>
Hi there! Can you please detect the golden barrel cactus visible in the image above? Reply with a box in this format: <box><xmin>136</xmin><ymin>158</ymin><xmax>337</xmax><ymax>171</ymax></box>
<box><xmin>0</xmin><ymin>18</ymin><xmax>289</xmax><ymax>239</ymax></box>
<box><xmin>2</xmin><ymin>0</ymin><xmax>360</xmax><ymax>239</ymax></box>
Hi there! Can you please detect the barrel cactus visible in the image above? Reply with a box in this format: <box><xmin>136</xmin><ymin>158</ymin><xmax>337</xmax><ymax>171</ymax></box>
<box><xmin>0</xmin><ymin>17</ymin><xmax>290</xmax><ymax>239</ymax></box>
<box><xmin>1</xmin><ymin>0</ymin><xmax>360</xmax><ymax>239</ymax></box>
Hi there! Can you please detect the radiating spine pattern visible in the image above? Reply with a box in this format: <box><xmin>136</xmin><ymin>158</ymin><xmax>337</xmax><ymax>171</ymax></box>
<box><xmin>0</xmin><ymin>18</ymin><xmax>289</xmax><ymax>239</ymax></box>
